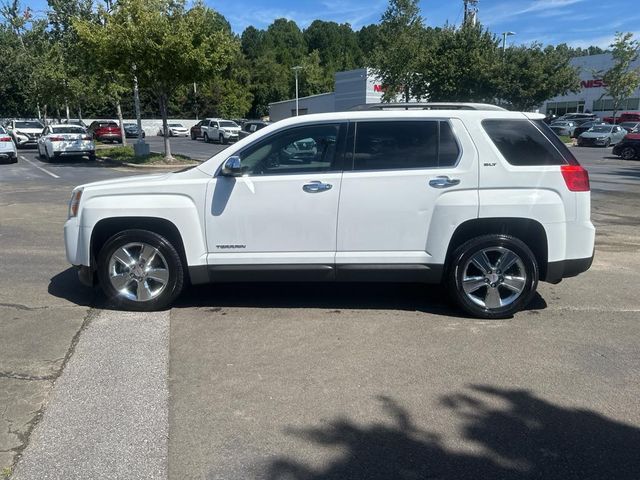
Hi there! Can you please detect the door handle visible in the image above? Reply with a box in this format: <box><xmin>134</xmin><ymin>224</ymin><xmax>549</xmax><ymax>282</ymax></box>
<box><xmin>303</xmin><ymin>181</ymin><xmax>333</xmax><ymax>193</ymax></box>
<box><xmin>429</xmin><ymin>176</ymin><xmax>460</xmax><ymax>189</ymax></box>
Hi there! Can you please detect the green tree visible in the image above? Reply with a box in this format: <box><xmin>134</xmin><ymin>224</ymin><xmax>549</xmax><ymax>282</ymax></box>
<box><xmin>595</xmin><ymin>32</ymin><xmax>640</xmax><ymax>121</ymax></box>
<box><xmin>74</xmin><ymin>0</ymin><xmax>235</xmax><ymax>159</ymax></box>
<box><xmin>498</xmin><ymin>44</ymin><xmax>579</xmax><ymax>111</ymax></box>
<box><xmin>356</xmin><ymin>24</ymin><xmax>380</xmax><ymax>62</ymax></box>
<box><xmin>424</xmin><ymin>24</ymin><xmax>500</xmax><ymax>103</ymax></box>
<box><xmin>303</xmin><ymin>20</ymin><xmax>362</xmax><ymax>74</ymax></box>
<box><xmin>369</xmin><ymin>0</ymin><xmax>428</xmax><ymax>102</ymax></box>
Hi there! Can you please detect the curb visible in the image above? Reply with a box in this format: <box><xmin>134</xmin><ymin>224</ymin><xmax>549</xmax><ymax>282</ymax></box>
<box><xmin>96</xmin><ymin>157</ymin><xmax>198</xmax><ymax>170</ymax></box>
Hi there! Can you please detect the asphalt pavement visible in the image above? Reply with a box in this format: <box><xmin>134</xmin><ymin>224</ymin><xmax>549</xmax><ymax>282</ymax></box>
<box><xmin>1</xmin><ymin>143</ymin><xmax>639</xmax><ymax>479</ymax></box>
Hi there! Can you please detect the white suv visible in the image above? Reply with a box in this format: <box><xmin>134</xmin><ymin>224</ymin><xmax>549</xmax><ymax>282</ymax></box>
<box><xmin>201</xmin><ymin>118</ymin><xmax>241</xmax><ymax>144</ymax></box>
<box><xmin>64</xmin><ymin>106</ymin><xmax>595</xmax><ymax>318</ymax></box>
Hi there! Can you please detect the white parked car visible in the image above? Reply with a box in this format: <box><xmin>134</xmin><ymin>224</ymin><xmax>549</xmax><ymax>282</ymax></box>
<box><xmin>201</xmin><ymin>118</ymin><xmax>241</xmax><ymax>144</ymax></box>
<box><xmin>64</xmin><ymin>105</ymin><xmax>595</xmax><ymax>318</ymax></box>
<box><xmin>37</xmin><ymin>124</ymin><xmax>95</xmax><ymax>162</ymax></box>
<box><xmin>0</xmin><ymin>126</ymin><xmax>18</xmax><ymax>163</ymax></box>
<box><xmin>6</xmin><ymin>119</ymin><xmax>44</xmax><ymax>148</ymax></box>
<box><xmin>160</xmin><ymin>123</ymin><xmax>189</xmax><ymax>137</ymax></box>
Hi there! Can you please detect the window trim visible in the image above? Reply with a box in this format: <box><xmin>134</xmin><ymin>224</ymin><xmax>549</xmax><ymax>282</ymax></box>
<box><xmin>217</xmin><ymin>121</ymin><xmax>349</xmax><ymax>178</ymax></box>
<box><xmin>345</xmin><ymin>119</ymin><xmax>463</xmax><ymax>172</ymax></box>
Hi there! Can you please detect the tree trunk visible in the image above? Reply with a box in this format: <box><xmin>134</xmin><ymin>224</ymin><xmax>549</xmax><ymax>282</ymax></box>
<box><xmin>116</xmin><ymin>100</ymin><xmax>127</xmax><ymax>146</ymax></box>
<box><xmin>43</xmin><ymin>105</ymin><xmax>47</xmax><ymax>125</ymax></box>
<box><xmin>159</xmin><ymin>94</ymin><xmax>173</xmax><ymax>161</ymax></box>
<box><xmin>78</xmin><ymin>105</ymin><xmax>83</xmax><ymax>123</ymax></box>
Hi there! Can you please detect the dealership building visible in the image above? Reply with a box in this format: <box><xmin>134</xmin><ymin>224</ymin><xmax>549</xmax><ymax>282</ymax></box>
<box><xmin>269</xmin><ymin>54</ymin><xmax>640</xmax><ymax>121</ymax></box>
<box><xmin>543</xmin><ymin>53</ymin><xmax>640</xmax><ymax>117</ymax></box>
<box><xmin>269</xmin><ymin>68</ymin><xmax>392</xmax><ymax>121</ymax></box>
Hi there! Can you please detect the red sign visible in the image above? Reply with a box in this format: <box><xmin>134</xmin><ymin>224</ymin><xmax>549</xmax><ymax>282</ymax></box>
<box><xmin>580</xmin><ymin>79</ymin><xmax>607</xmax><ymax>89</ymax></box>
<box><xmin>373</xmin><ymin>84</ymin><xmax>384</xmax><ymax>92</ymax></box>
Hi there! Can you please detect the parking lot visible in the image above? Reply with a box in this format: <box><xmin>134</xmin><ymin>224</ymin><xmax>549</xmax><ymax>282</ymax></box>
<box><xmin>1</xmin><ymin>143</ymin><xmax>639</xmax><ymax>479</ymax></box>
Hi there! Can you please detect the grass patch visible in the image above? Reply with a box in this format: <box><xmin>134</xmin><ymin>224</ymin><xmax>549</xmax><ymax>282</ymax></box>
<box><xmin>98</xmin><ymin>145</ymin><xmax>194</xmax><ymax>165</ymax></box>
<box><xmin>558</xmin><ymin>135</ymin><xmax>573</xmax><ymax>144</ymax></box>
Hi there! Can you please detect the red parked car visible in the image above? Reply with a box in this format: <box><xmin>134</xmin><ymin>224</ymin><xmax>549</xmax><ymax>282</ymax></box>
<box><xmin>603</xmin><ymin>112</ymin><xmax>640</xmax><ymax>124</ymax></box>
<box><xmin>88</xmin><ymin>121</ymin><xmax>122</xmax><ymax>143</ymax></box>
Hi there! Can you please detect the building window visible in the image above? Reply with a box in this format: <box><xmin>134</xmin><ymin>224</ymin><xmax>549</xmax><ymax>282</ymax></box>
<box><xmin>593</xmin><ymin>98</ymin><xmax>640</xmax><ymax>112</ymax></box>
<box><xmin>545</xmin><ymin>101</ymin><xmax>585</xmax><ymax>116</ymax></box>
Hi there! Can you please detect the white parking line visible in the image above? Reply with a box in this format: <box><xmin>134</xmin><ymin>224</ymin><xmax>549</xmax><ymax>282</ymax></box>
<box><xmin>20</xmin><ymin>155</ymin><xmax>60</xmax><ymax>179</ymax></box>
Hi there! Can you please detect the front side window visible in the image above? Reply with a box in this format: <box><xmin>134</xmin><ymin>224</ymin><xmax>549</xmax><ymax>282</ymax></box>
<box><xmin>483</xmin><ymin>119</ymin><xmax>567</xmax><ymax>166</ymax></box>
<box><xmin>352</xmin><ymin>120</ymin><xmax>459</xmax><ymax>171</ymax></box>
<box><xmin>238</xmin><ymin>123</ymin><xmax>343</xmax><ymax>176</ymax></box>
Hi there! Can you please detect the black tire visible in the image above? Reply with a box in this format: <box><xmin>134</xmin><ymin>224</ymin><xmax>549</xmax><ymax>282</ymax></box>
<box><xmin>203</xmin><ymin>133</ymin><xmax>209</xmax><ymax>143</ymax></box>
<box><xmin>88</xmin><ymin>152</ymin><xmax>96</xmax><ymax>161</ymax></box>
<box><xmin>221</xmin><ymin>134</ymin><xmax>228</xmax><ymax>145</ymax></box>
<box><xmin>604</xmin><ymin>138</ymin><xmax>611</xmax><ymax>148</ymax></box>
<box><xmin>97</xmin><ymin>229</ymin><xmax>184</xmax><ymax>311</ymax></box>
<box><xmin>447</xmin><ymin>234</ymin><xmax>539</xmax><ymax>319</ymax></box>
<box><xmin>620</xmin><ymin>146</ymin><xmax>637</xmax><ymax>160</ymax></box>
<box><xmin>44</xmin><ymin>147</ymin><xmax>52</xmax><ymax>163</ymax></box>
<box><xmin>37</xmin><ymin>144</ymin><xmax>44</xmax><ymax>159</ymax></box>
<box><xmin>191</xmin><ymin>132</ymin><xmax>196</xmax><ymax>140</ymax></box>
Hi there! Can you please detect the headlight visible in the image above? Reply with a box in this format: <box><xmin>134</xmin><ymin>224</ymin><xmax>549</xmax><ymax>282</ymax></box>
<box><xmin>68</xmin><ymin>189</ymin><xmax>83</xmax><ymax>218</ymax></box>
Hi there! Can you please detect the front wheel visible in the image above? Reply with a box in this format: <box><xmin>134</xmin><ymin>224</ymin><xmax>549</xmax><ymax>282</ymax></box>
<box><xmin>620</xmin><ymin>146</ymin><xmax>637</xmax><ymax>160</ymax></box>
<box><xmin>97</xmin><ymin>229</ymin><xmax>185</xmax><ymax>311</ymax></box>
<box><xmin>604</xmin><ymin>139</ymin><xmax>611</xmax><ymax>148</ymax></box>
<box><xmin>448</xmin><ymin>234</ymin><xmax>538</xmax><ymax>319</ymax></box>
<box><xmin>203</xmin><ymin>133</ymin><xmax>209</xmax><ymax>143</ymax></box>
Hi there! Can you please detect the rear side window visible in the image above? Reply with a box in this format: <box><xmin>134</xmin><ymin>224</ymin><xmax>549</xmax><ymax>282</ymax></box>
<box><xmin>482</xmin><ymin>119</ymin><xmax>567</xmax><ymax>166</ymax></box>
<box><xmin>352</xmin><ymin>120</ymin><xmax>460</xmax><ymax>171</ymax></box>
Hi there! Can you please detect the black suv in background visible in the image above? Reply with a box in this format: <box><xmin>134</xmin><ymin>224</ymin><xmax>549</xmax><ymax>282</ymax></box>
<box><xmin>239</xmin><ymin>120</ymin><xmax>270</xmax><ymax>139</ymax></box>
<box><xmin>612</xmin><ymin>134</ymin><xmax>640</xmax><ymax>160</ymax></box>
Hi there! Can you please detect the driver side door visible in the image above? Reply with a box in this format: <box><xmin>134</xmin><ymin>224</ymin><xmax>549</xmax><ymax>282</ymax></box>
<box><xmin>205</xmin><ymin>122</ymin><xmax>347</xmax><ymax>271</ymax></box>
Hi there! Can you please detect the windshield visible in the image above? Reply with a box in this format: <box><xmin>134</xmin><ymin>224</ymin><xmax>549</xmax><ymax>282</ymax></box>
<box><xmin>52</xmin><ymin>126</ymin><xmax>86</xmax><ymax>134</ymax></box>
<box><xmin>169</xmin><ymin>124</ymin><xmax>184</xmax><ymax>128</ymax></box>
<box><xmin>589</xmin><ymin>126</ymin><xmax>613</xmax><ymax>133</ymax></box>
<box><xmin>220</xmin><ymin>121</ymin><xmax>238</xmax><ymax>128</ymax></box>
<box><xmin>15</xmin><ymin>121</ymin><xmax>43</xmax><ymax>129</ymax></box>
<box><xmin>620</xmin><ymin>122</ymin><xmax>638</xmax><ymax>127</ymax></box>
<box><xmin>0</xmin><ymin>126</ymin><xmax>6</xmax><ymax>134</ymax></box>
<box><xmin>124</xmin><ymin>123</ymin><xmax>137</xmax><ymax>128</ymax></box>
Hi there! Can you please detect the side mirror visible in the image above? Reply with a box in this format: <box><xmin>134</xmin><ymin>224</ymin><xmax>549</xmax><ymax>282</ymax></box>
<box><xmin>221</xmin><ymin>156</ymin><xmax>243</xmax><ymax>176</ymax></box>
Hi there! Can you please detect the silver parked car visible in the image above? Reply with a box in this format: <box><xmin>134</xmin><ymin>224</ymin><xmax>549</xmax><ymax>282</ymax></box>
<box><xmin>550</xmin><ymin>121</ymin><xmax>577</xmax><ymax>137</ymax></box>
<box><xmin>0</xmin><ymin>126</ymin><xmax>18</xmax><ymax>163</ymax></box>
<box><xmin>577</xmin><ymin>124</ymin><xmax>627</xmax><ymax>147</ymax></box>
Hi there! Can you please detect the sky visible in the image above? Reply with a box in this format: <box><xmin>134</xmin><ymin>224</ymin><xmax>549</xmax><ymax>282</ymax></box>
<box><xmin>25</xmin><ymin>0</ymin><xmax>640</xmax><ymax>48</ymax></box>
<box><xmin>207</xmin><ymin>0</ymin><xmax>639</xmax><ymax>48</ymax></box>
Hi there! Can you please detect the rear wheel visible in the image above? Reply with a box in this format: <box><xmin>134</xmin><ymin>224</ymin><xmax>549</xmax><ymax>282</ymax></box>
<box><xmin>448</xmin><ymin>234</ymin><xmax>538</xmax><ymax>319</ymax></box>
<box><xmin>620</xmin><ymin>146</ymin><xmax>637</xmax><ymax>160</ymax></box>
<box><xmin>97</xmin><ymin>229</ymin><xmax>184</xmax><ymax>311</ymax></box>
<box><xmin>191</xmin><ymin>132</ymin><xmax>196</xmax><ymax>140</ymax></box>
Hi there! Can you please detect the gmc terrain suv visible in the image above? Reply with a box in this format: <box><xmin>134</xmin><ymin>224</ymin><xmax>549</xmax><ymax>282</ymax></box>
<box><xmin>64</xmin><ymin>105</ymin><xmax>595</xmax><ymax>318</ymax></box>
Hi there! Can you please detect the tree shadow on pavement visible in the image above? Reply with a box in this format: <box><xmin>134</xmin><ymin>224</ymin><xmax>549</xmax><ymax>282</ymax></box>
<box><xmin>265</xmin><ymin>387</ymin><xmax>640</xmax><ymax>480</ymax></box>
<box><xmin>176</xmin><ymin>282</ymin><xmax>547</xmax><ymax>318</ymax></box>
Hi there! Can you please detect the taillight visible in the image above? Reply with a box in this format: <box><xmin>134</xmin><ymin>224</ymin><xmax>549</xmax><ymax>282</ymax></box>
<box><xmin>0</xmin><ymin>136</ymin><xmax>12</xmax><ymax>142</ymax></box>
<box><xmin>49</xmin><ymin>136</ymin><xmax>65</xmax><ymax>142</ymax></box>
<box><xmin>561</xmin><ymin>165</ymin><xmax>590</xmax><ymax>192</ymax></box>
<box><xmin>82</xmin><ymin>135</ymin><xmax>91</xmax><ymax>140</ymax></box>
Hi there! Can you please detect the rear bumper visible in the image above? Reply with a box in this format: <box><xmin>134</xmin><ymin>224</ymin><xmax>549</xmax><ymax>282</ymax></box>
<box><xmin>545</xmin><ymin>254</ymin><xmax>594</xmax><ymax>283</ymax></box>
<box><xmin>0</xmin><ymin>151</ymin><xmax>17</xmax><ymax>162</ymax></box>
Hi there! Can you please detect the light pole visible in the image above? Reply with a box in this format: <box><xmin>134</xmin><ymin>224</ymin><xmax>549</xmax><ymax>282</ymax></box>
<box><xmin>132</xmin><ymin>64</ymin><xmax>149</xmax><ymax>156</ymax></box>
<box><xmin>502</xmin><ymin>31</ymin><xmax>516</xmax><ymax>54</ymax></box>
<box><xmin>292</xmin><ymin>66</ymin><xmax>303</xmax><ymax>116</ymax></box>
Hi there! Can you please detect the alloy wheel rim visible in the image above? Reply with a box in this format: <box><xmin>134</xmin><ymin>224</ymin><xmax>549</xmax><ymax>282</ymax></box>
<box><xmin>462</xmin><ymin>247</ymin><xmax>527</xmax><ymax>310</ymax></box>
<box><xmin>108</xmin><ymin>242</ymin><xmax>169</xmax><ymax>302</ymax></box>
<box><xmin>621</xmin><ymin>147</ymin><xmax>635</xmax><ymax>160</ymax></box>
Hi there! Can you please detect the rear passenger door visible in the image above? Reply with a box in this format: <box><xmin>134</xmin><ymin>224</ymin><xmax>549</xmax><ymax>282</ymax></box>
<box><xmin>336</xmin><ymin>119</ymin><xmax>478</xmax><ymax>269</ymax></box>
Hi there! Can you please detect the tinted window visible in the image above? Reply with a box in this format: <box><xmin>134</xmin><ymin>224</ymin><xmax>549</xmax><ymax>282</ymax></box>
<box><xmin>15</xmin><ymin>121</ymin><xmax>43</xmax><ymax>129</ymax></box>
<box><xmin>483</xmin><ymin>119</ymin><xmax>567</xmax><ymax>166</ymax></box>
<box><xmin>352</xmin><ymin>121</ymin><xmax>459</xmax><ymax>171</ymax></box>
<box><xmin>239</xmin><ymin>123</ymin><xmax>343</xmax><ymax>176</ymax></box>
<box><xmin>220</xmin><ymin>121</ymin><xmax>238</xmax><ymax>128</ymax></box>
<box><xmin>52</xmin><ymin>126</ymin><xmax>86</xmax><ymax>134</ymax></box>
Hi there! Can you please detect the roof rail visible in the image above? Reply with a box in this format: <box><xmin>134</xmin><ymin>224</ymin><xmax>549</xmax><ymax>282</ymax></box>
<box><xmin>349</xmin><ymin>102</ymin><xmax>506</xmax><ymax>111</ymax></box>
